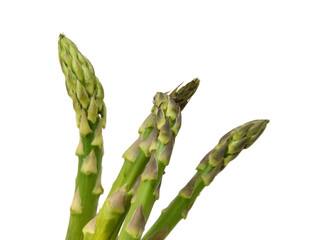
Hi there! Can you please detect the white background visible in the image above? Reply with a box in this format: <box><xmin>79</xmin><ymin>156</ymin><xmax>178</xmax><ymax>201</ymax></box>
<box><xmin>1</xmin><ymin>1</ymin><xmax>322</xmax><ymax>239</ymax></box>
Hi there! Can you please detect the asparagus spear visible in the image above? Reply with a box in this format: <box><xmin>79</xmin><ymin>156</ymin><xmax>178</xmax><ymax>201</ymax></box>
<box><xmin>93</xmin><ymin>79</ymin><xmax>199</xmax><ymax>240</ymax></box>
<box><xmin>117</xmin><ymin>98</ymin><xmax>179</xmax><ymax>240</ymax></box>
<box><xmin>58</xmin><ymin>34</ymin><xmax>106</xmax><ymax>240</ymax></box>
<box><xmin>141</xmin><ymin>119</ymin><xmax>269</xmax><ymax>240</ymax></box>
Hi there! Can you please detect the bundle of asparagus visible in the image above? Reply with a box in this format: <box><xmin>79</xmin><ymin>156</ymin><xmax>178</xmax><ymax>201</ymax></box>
<box><xmin>58</xmin><ymin>35</ymin><xmax>269</xmax><ymax>240</ymax></box>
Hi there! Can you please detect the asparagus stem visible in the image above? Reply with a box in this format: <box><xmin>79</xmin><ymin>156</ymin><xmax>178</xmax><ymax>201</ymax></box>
<box><xmin>58</xmin><ymin>34</ymin><xmax>106</xmax><ymax>240</ymax></box>
<box><xmin>141</xmin><ymin>119</ymin><xmax>269</xmax><ymax>240</ymax></box>
<box><xmin>92</xmin><ymin>79</ymin><xmax>199</xmax><ymax>240</ymax></box>
<box><xmin>118</xmin><ymin>100</ymin><xmax>179</xmax><ymax>240</ymax></box>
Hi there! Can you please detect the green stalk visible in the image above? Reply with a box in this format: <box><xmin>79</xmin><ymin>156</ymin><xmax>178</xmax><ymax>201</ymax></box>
<box><xmin>58</xmin><ymin>34</ymin><xmax>106</xmax><ymax>240</ymax></box>
<box><xmin>118</xmin><ymin>99</ymin><xmax>180</xmax><ymax>240</ymax></box>
<box><xmin>141</xmin><ymin>119</ymin><xmax>269</xmax><ymax>240</ymax></box>
<box><xmin>93</xmin><ymin>79</ymin><xmax>199</xmax><ymax>240</ymax></box>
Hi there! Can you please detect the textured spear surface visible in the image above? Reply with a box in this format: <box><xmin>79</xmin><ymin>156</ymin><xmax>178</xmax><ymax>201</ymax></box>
<box><xmin>92</xmin><ymin>79</ymin><xmax>199</xmax><ymax>240</ymax></box>
<box><xmin>117</xmin><ymin>96</ymin><xmax>180</xmax><ymax>240</ymax></box>
<box><xmin>82</xmin><ymin>216</ymin><xmax>97</xmax><ymax>240</ymax></box>
<box><xmin>141</xmin><ymin>119</ymin><xmax>269</xmax><ymax>240</ymax></box>
<box><xmin>58</xmin><ymin>34</ymin><xmax>106</xmax><ymax>240</ymax></box>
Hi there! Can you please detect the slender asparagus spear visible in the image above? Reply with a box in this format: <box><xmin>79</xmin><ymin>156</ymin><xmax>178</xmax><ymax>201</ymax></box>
<box><xmin>117</xmin><ymin>97</ymin><xmax>180</xmax><ymax>240</ymax></box>
<box><xmin>141</xmin><ymin>119</ymin><xmax>269</xmax><ymax>240</ymax></box>
<box><xmin>93</xmin><ymin>79</ymin><xmax>199</xmax><ymax>240</ymax></box>
<box><xmin>58</xmin><ymin>34</ymin><xmax>106</xmax><ymax>240</ymax></box>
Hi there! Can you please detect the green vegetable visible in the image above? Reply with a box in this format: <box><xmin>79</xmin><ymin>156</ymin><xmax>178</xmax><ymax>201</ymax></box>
<box><xmin>141</xmin><ymin>120</ymin><xmax>269</xmax><ymax>240</ymax></box>
<box><xmin>117</xmin><ymin>97</ymin><xmax>179</xmax><ymax>240</ymax></box>
<box><xmin>57</xmin><ymin>35</ymin><xmax>269</xmax><ymax>240</ymax></box>
<box><xmin>93</xmin><ymin>80</ymin><xmax>199</xmax><ymax>240</ymax></box>
<box><xmin>58</xmin><ymin>34</ymin><xmax>106</xmax><ymax>240</ymax></box>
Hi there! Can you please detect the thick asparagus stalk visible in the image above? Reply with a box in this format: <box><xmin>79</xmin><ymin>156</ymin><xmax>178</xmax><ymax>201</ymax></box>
<box><xmin>117</xmin><ymin>97</ymin><xmax>180</xmax><ymax>240</ymax></box>
<box><xmin>93</xmin><ymin>79</ymin><xmax>199</xmax><ymax>240</ymax></box>
<box><xmin>58</xmin><ymin>34</ymin><xmax>106</xmax><ymax>240</ymax></box>
<box><xmin>141</xmin><ymin>119</ymin><xmax>269</xmax><ymax>240</ymax></box>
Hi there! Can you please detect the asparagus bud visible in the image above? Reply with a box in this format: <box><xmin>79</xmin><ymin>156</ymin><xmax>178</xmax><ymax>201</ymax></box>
<box><xmin>142</xmin><ymin>120</ymin><xmax>269</xmax><ymax>240</ymax></box>
<box><xmin>58</xmin><ymin>34</ymin><xmax>105</xmax><ymax>240</ymax></box>
<box><xmin>82</xmin><ymin>216</ymin><xmax>97</xmax><ymax>240</ymax></box>
<box><xmin>126</xmin><ymin>205</ymin><xmax>146</xmax><ymax>239</ymax></box>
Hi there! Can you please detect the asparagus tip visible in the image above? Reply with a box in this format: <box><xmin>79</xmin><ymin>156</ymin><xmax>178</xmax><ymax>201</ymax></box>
<box><xmin>170</xmin><ymin>78</ymin><xmax>200</xmax><ymax>110</ymax></box>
